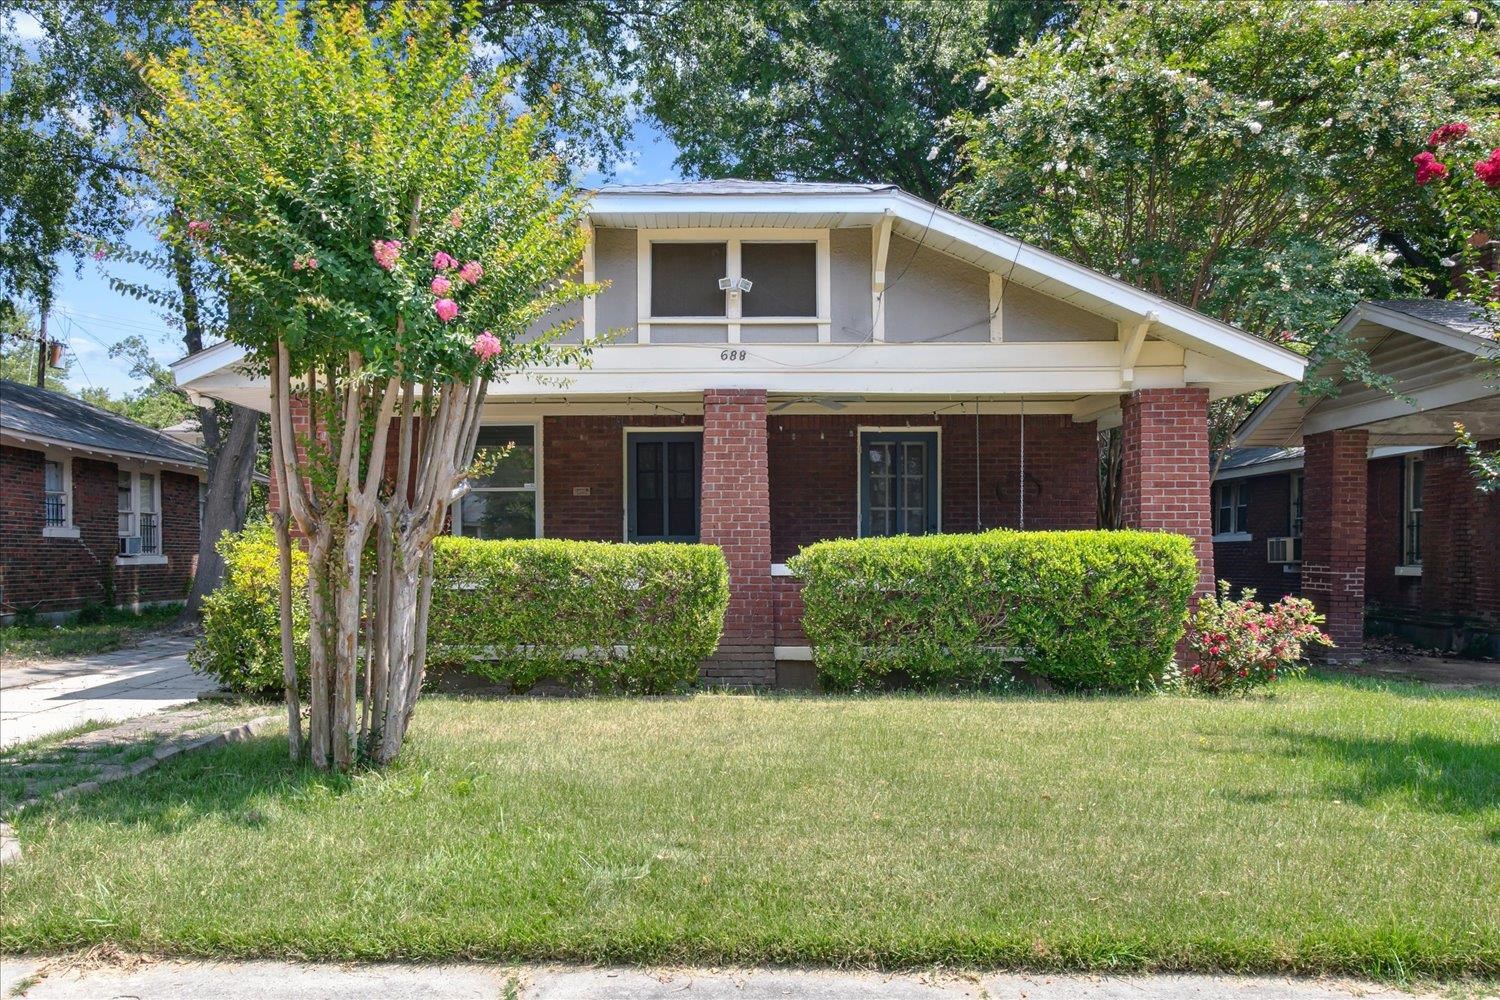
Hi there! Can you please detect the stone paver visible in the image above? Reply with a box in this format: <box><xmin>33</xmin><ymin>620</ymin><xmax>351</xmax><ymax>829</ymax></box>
<box><xmin>0</xmin><ymin>636</ymin><xmax>216</xmax><ymax>748</ymax></box>
<box><xmin>0</xmin><ymin>961</ymin><xmax>1460</xmax><ymax>1000</ymax></box>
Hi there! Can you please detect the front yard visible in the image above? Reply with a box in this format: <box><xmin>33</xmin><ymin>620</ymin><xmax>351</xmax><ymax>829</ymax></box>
<box><xmin>1</xmin><ymin>674</ymin><xmax>1495</xmax><ymax>979</ymax></box>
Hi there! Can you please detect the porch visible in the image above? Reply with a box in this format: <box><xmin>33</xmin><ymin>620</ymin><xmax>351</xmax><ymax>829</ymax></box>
<box><xmin>460</xmin><ymin>387</ymin><xmax>1215</xmax><ymax>686</ymax></box>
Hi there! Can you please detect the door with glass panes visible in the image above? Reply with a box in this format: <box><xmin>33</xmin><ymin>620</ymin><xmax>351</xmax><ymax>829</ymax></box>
<box><xmin>859</xmin><ymin>431</ymin><xmax>938</xmax><ymax>537</ymax></box>
<box><xmin>628</xmin><ymin>432</ymin><xmax>701</xmax><ymax>542</ymax></box>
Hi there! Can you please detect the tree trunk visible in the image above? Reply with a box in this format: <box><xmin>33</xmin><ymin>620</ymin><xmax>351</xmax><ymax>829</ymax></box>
<box><xmin>274</xmin><ymin>508</ymin><xmax>303</xmax><ymax>761</ymax></box>
<box><xmin>183</xmin><ymin>404</ymin><xmax>260</xmax><ymax>617</ymax></box>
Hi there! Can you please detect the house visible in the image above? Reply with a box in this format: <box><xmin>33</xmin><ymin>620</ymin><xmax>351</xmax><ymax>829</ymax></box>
<box><xmin>0</xmin><ymin>379</ymin><xmax>207</xmax><ymax>621</ymax></box>
<box><xmin>172</xmin><ymin>180</ymin><xmax>1305</xmax><ymax>684</ymax></box>
<box><xmin>1216</xmin><ymin>299</ymin><xmax>1500</xmax><ymax>659</ymax></box>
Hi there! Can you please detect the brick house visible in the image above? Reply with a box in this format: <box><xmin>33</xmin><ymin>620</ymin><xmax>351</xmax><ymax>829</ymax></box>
<box><xmin>1</xmin><ymin>379</ymin><xmax>206</xmax><ymax>621</ymax></box>
<box><xmin>1214</xmin><ymin>300</ymin><xmax>1500</xmax><ymax>659</ymax></box>
<box><xmin>173</xmin><ymin>180</ymin><xmax>1304</xmax><ymax>684</ymax></box>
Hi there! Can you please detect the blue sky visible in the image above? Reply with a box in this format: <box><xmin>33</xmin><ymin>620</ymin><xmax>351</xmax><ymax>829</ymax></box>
<box><xmin>44</xmin><ymin>120</ymin><xmax>684</xmax><ymax>399</ymax></box>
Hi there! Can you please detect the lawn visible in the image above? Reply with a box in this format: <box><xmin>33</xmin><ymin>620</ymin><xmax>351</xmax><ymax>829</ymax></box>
<box><xmin>1</xmin><ymin>674</ymin><xmax>1496</xmax><ymax>979</ymax></box>
<box><xmin>0</xmin><ymin>604</ymin><xmax>183</xmax><ymax>662</ymax></box>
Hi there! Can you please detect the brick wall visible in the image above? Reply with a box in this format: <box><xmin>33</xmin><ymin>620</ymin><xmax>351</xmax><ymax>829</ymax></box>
<box><xmin>1301</xmin><ymin>429</ymin><xmax>1368</xmax><ymax>660</ymax></box>
<box><xmin>1212</xmin><ymin>470</ymin><xmax>1301</xmax><ymax>602</ymax></box>
<box><xmin>699</xmin><ymin>389</ymin><xmax>774</xmax><ymax>686</ymax></box>
<box><xmin>541</xmin><ymin>413</ymin><xmax>700</xmax><ymax>540</ymax></box>
<box><xmin>767</xmin><ymin>412</ymin><xmax>1097</xmax><ymax>560</ymax></box>
<box><xmin>1419</xmin><ymin>443</ymin><xmax>1500</xmax><ymax>623</ymax></box>
<box><xmin>1119</xmin><ymin>388</ymin><xmax>1214</xmax><ymax>597</ymax></box>
<box><xmin>1</xmin><ymin>445</ymin><xmax>198</xmax><ymax>616</ymax></box>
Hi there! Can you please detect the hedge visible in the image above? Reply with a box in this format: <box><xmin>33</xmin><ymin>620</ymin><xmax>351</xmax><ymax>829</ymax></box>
<box><xmin>788</xmin><ymin>529</ymin><xmax>1197</xmax><ymax>691</ymax></box>
<box><xmin>193</xmin><ymin>527</ymin><xmax>728</xmax><ymax>696</ymax></box>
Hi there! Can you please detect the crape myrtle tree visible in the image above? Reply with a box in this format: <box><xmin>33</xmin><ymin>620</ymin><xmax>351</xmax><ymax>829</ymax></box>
<box><xmin>135</xmin><ymin>1</ymin><xmax>593</xmax><ymax>770</ymax></box>
<box><xmin>946</xmin><ymin>0</ymin><xmax>1494</xmax><ymax>520</ymax></box>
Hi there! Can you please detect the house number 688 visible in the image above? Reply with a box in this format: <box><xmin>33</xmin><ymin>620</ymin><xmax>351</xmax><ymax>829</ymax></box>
<box><xmin>720</xmin><ymin>349</ymin><xmax>747</xmax><ymax>361</ymax></box>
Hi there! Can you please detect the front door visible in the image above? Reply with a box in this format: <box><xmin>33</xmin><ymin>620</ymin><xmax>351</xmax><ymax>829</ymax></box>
<box><xmin>628</xmin><ymin>432</ymin><xmax>702</xmax><ymax>542</ymax></box>
<box><xmin>860</xmin><ymin>431</ymin><xmax>938</xmax><ymax>537</ymax></box>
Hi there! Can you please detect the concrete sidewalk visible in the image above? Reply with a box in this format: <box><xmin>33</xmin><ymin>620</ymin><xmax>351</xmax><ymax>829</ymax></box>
<box><xmin>0</xmin><ymin>958</ymin><xmax>1460</xmax><ymax>1000</ymax></box>
<box><xmin>0</xmin><ymin>635</ymin><xmax>217</xmax><ymax>748</ymax></box>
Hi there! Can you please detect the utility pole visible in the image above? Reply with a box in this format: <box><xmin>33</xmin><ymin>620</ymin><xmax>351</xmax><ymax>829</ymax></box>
<box><xmin>35</xmin><ymin>310</ymin><xmax>49</xmax><ymax>387</ymax></box>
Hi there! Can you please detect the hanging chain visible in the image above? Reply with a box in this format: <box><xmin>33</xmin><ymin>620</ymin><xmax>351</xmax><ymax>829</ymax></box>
<box><xmin>1019</xmin><ymin>398</ymin><xmax>1026</xmax><ymax>530</ymax></box>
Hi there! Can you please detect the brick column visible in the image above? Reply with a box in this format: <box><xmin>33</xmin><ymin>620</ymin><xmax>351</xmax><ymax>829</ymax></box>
<box><xmin>1119</xmin><ymin>387</ymin><xmax>1215</xmax><ymax>598</ymax></box>
<box><xmin>700</xmin><ymin>388</ymin><xmax>774</xmax><ymax>686</ymax></box>
<box><xmin>1302</xmin><ymin>429</ymin><xmax>1368</xmax><ymax>661</ymax></box>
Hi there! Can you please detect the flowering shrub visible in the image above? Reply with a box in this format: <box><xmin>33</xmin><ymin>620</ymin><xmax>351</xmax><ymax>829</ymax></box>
<box><xmin>1183</xmin><ymin>582</ymin><xmax>1331</xmax><ymax>693</ymax></box>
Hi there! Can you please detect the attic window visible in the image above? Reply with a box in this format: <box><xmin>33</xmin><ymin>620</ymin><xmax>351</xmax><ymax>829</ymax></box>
<box><xmin>741</xmin><ymin>242</ymin><xmax>816</xmax><ymax>317</ymax></box>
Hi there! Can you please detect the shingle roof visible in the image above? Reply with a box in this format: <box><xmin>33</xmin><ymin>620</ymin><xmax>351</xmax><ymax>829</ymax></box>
<box><xmin>1217</xmin><ymin>446</ymin><xmax>1303</xmax><ymax>471</ymax></box>
<box><xmin>596</xmin><ymin>179</ymin><xmax>898</xmax><ymax>196</ymax></box>
<box><xmin>0</xmin><ymin>379</ymin><xmax>207</xmax><ymax>467</ymax></box>
<box><xmin>1366</xmin><ymin>299</ymin><xmax>1496</xmax><ymax>339</ymax></box>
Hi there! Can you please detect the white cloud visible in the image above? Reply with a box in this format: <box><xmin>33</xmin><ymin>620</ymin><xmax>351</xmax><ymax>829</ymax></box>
<box><xmin>7</xmin><ymin>11</ymin><xmax>45</xmax><ymax>41</ymax></box>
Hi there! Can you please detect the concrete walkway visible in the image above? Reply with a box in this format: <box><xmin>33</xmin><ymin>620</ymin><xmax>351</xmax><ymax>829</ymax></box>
<box><xmin>0</xmin><ymin>636</ymin><xmax>217</xmax><ymax>749</ymax></box>
<box><xmin>0</xmin><ymin>959</ymin><xmax>1463</xmax><ymax>1000</ymax></box>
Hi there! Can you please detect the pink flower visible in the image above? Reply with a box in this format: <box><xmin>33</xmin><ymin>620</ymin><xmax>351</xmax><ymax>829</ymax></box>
<box><xmin>1413</xmin><ymin>151</ymin><xmax>1448</xmax><ymax>185</ymax></box>
<box><xmin>447</xmin><ymin>209</ymin><xmax>463</xmax><ymax>229</ymax></box>
<box><xmin>1475</xmin><ymin>148</ymin><xmax>1500</xmax><ymax>188</ymax></box>
<box><xmin>433</xmin><ymin>297</ymin><xmax>459</xmax><ymax>322</ymax></box>
<box><xmin>1427</xmin><ymin>122</ymin><xmax>1470</xmax><ymax>147</ymax></box>
<box><xmin>91</xmin><ymin>247</ymin><xmax>107</xmax><ymax>261</ymax></box>
<box><xmin>430</xmin><ymin>275</ymin><xmax>452</xmax><ymax>296</ymax></box>
<box><xmin>459</xmin><ymin>260</ymin><xmax>483</xmax><ymax>285</ymax></box>
<box><xmin>433</xmin><ymin>251</ymin><xmax>457</xmax><ymax>271</ymax></box>
<box><xmin>293</xmin><ymin>255</ymin><xmax>319</xmax><ymax>272</ymax></box>
<box><xmin>472</xmin><ymin>330</ymin><xmax>502</xmax><ymax>360</ymax></box>
<box><xmin>186</xmin><ymin>219</ymin><xmax>212</xmax><ymax>240</ymax></box>
<box><xmin>372</xmin><ymin>239</ymin><xmax>402</xmax><ymax>270</ymax></box>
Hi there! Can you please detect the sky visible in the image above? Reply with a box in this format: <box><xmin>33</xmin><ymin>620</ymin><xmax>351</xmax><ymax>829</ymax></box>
<box><xmin>38</xmin><ymin>94</ymin><xmax>684</xmax><ymax>399</ymax></box>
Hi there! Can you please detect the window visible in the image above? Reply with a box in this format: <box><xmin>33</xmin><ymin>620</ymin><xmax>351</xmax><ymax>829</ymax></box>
<box><xmin>1402</xmin><ymin>455</ymin><xmax>1423</xmax><ymax>566</ymax></box>
<box><xmin>740</xmin><ymin>242</ymin><xmax>817</xmax><ymax>317</ymax></box>
<box><xmin>117</xmin><ymin>469</ymin><xmax>162</xmax><ymax>557</ymax></box>
<box><xmin>1214</xmin><ymin>481</ymin><xmax>1249</xmax><ymax>536</ymax></box>
<box><xmin>860</xmin><ymin>431</ymin><xmax>938</xmax><ymax>537</ymax></box>
<box><xmin>627</xmin><ymin>432</ymin><xmax>701</xmax><ymax>542</ymax></box>
<box><xmin>1289</xmin><ymin>472</ymin><xmax>1304</xmax><ymax>538</ymax></box>
<box><xmin>650</xmin><ymin>242</ymin><xmax>728</xmax><ymax>317</ymax></box>
<box><xmin>43</xmin><ymin>459</ymin><xmax>69</xmax><ymax>527</ymax></box>
<box><xmin>455</xmin><ymin>425</ymin><xmax>539</xmax><ymax>540</ymax></box>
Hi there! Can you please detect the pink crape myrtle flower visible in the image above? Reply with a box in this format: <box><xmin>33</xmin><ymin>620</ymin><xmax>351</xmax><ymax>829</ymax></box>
<box><xmin>459</xmin><ymin>260</ymin><xmax>483</xmax><ymax>285</ymax></box>
<box><xmin>186</xmin><ymin>219</ymin><xmax>212</xmax><ymax>239</ymax></box>
<box><xmin>447</xmin><ymin>209</ymin><xmax>464</xmax><ymax>229</ymax></box>
<box><xmin>433</xmin><ymin>298</ymin><xmax>459</xmax><ymax>323</ymax></box>
<box><xmin>293</xmin><ymin>255</ymin><xmax>319</xmax><ymax>272</ymax></box>
<box><xmin>372</xmin><ymin>239</ymin><xmax>402</xmax><ymax>270</ymax></box>
<box><xmin>1412</xmin><ymin>151</ymin><xmax>1447</xmax><ymax>185</ymax></box>
<box><xmin>1475</xmin><ymin>148</ymin><xmax>1500</xmax><ymax>188</ymax></box>
<box><xmin>433</xmin><ymin>251</ymin><xmax>457</xmax><ymax>271</ymax></box>
<box><xmin>1427</xmin><ymin>122</ymin><xmax>1470</xmax><ymax>147</ymax></box>
<box><xmin>472</xmin><ymin>330</ymin><xmax>502</xmax><ymax>360</ymax></box>
<box><xmin>430</xmin><ymin>274</ymin><xmax>452</xmax><ymax>296</ymax></box>
<box><xmin>91</xmin><ymin>247</ymin><xmax>107</xmax><ymax>261</ymax></box>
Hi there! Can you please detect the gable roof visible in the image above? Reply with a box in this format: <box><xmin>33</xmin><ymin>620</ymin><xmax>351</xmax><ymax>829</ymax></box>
<box><xmin>1235</xmin><ymin>300</ymin><xmax>1499</xmax><ymax>449</ymax></box>
<box><xmin>0</xmin><ymin>379</ymin><xmax>207</xmax><ymax>469</ymax></box>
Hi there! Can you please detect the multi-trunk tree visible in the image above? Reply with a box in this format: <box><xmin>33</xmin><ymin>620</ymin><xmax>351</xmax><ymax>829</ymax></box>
<box><xmin>135</xmin><ymin>1</ymin><xmax>593</xmax><ymax>769</ymax></box>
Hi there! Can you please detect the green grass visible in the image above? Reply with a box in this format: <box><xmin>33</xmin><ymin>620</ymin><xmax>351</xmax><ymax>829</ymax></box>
<box><xmin>1</xmin><ymin>673</ymin><xmax>1496</xmax><ymax>979</ymax></box>
<box><xmin>0</xmin><ymin>604</ymin><xmax>182</xmax><ymax>662</ymax></box>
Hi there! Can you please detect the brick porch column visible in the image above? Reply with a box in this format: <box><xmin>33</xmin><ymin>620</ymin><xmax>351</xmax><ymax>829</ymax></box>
<box><xmin>1302</xmin><ymin>429</ymin><xmax>1368</xmax><ymax>661</ymax></box>
<box><xmin>700</xmin><ymin>388</ymin><xmax>774</xmax><ymax>686</ymax></box>
<box><xmin>1119</xmin><ymin>387</ymin><xmax>1215</xmax><ymax>598</ymax></box>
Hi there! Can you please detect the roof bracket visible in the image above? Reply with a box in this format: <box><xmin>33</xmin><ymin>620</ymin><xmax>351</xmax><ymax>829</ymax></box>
<box><xmin>1119</xmin><ymin>311</ymin><xmax>1157</xmax><ymax>388</ymax></box>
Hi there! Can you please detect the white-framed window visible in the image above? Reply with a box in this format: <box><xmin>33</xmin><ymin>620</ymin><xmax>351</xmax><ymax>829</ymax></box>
<box><xmin>41</xmin><ymin>453</ymin><xmax>78</xmax><ymax>538</ymax></box>
<box><xmin>1288</xmin><ymin>472</ymin><xmax>1304</xmax><ymax>538</ymax></box>
<box><xmin>636</xmin><ymin>228</ymin><xmax>831</xmax><ymax>342</ymax></box>
<box><xmin>453</xmin><ymin>424</ymin><xmax>541</xmax><ymax>540</ymax></box>
<box><xmin>117</xmin><ymin>468</ymin><xmax>162</xmax><ymax>558</ymax></box>
<box><xmin>1213</xmin><ymin>480</ymin><xmax>1249</xmax><ymax>537</ymax></box>
<box><xmin>1401</xmin><ymin>455</ymin><xmax>1423</xmax><ymax>567</ymax></box>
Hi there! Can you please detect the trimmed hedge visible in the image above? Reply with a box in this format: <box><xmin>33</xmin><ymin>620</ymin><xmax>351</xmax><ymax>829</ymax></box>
<box><xmin>789</xmin><ymin>530</ymin><xmax>1197</xmax><ymax>691</ymax></box>
<box><xmin>193</xmin><ymin>527</ymin><xmax>727</xmax><ymax>696</ymax></box>
<box><xmin>429</xmin><ymin>536</ymin><xmax>727</xmax><ymax>693</ymax></box>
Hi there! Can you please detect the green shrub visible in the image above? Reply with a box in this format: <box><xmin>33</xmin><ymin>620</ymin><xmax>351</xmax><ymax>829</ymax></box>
<box><xmin>191</xmin><ymin>520</ymin><xmax>309</xmax><ymax>695</ymax></box>
<box><xmin>429</xmin><ymin>536</ymin><xmax>727</xmax><ymax>694</ymax></box>
<box><xmin>789</xmin><ymin>529</ymin><xmax>1197</xmax><ymax>692</ymax></box>
<box><xmin>193</xmin><ymin>527</ymin><xmax>728</xmax><ymax>696</ymax></box>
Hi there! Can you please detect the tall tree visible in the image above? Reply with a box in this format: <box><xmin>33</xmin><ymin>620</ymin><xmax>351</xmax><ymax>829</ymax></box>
<box><xmin>136</xmin><ymin>1</ymin><xmax>593</xmax><ymax>770</ymax></box>
<box><xmin>635</xmin><ymin>0</ymin><xmax>1066</xmax><ymax>201</ymax></box>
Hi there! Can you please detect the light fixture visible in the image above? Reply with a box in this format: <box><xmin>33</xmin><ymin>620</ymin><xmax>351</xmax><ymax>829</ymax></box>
<box><xmin>717</xmin><ymin>277</ymin><xmax>754</xmax><ymax>293</ymax></box>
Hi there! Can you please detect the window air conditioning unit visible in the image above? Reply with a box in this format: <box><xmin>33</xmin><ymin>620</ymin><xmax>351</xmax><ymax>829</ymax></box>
<box><xmin>122</xmin><ymin>536</ymin><xmax>144</xmax><ymax>556</ymax></box>
<box><xmin>1266</xmin><ymin>536</ymin><xmax>1301</xmax><ymax>564</ymax></box>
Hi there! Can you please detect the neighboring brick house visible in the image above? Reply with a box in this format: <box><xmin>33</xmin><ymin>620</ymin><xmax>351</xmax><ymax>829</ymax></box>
<box><xmin>174</xmin><ymin>180</ymin><xmax>1305</xmax><ymax>685</ymax></box>
<box><xmin>1</xmin><ymin>380</ymin><xmax>206</xmax><ymax>620</ymax></box>
<box><xmin>1216</xmin><ymin>300</ymin><xmax>1500</xmax><ymax>659</ymax></box>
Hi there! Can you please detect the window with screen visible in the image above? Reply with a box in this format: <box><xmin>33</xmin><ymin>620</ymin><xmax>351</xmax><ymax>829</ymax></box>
<box><xmin>650</xmin><ymin>242</ymin><xmax>727</xmax><ymax>317</ymax></box>
<box><xmin>455</xmin><ymin>425</ymin><xmax>538</xmax><ymax>540</ymax></box>
<box><xmin>1402</xmin><ymin>455</ymin><xmax>1423</xmax><ymax>565</ymax></box>
<box><xmin>741</xmin><ymin>242</ymin><xmax>817</xmax><ymax>317</ymax></box>
<box><xmin>44</xmin><ymin>459</ymin><xmax>68</xmax><ymax>527</ymax></box>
